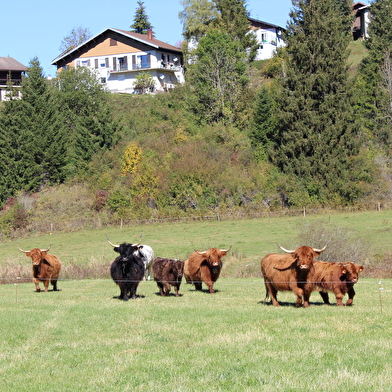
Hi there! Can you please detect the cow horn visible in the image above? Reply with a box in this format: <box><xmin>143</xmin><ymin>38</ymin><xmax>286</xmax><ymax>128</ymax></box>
<box><xmin>132</xmin><ymin>240</ymin><xmax>142</xmax><ymax>247</ymax></box>
<box><xmin>277</xmin><ymin>244</ymin><xmax>295</xmax><ymax>253</ymax></box>
<box><xmin>220</xmin><ymin>245</ymin><xmax>232</xmax><ymax>252</ymax></box>
<box><xmin>106</xmin><ymin>235</ymin><xmax>119</xmax><ymax>248</ymax></box>
<box><xmin>195</xmin><ymin>250</ymin><xmax>207</xmax><ymax>255</ymax></box>
<box><xmin>40</xmin><ymin>246</ymin><xmax>50</xmax><ymax>252</ymax></box>
<box><xmin>18</xmin><ymin>247</ymin><xmax>29</xmax><ymax>253</ymax></box>
<box><xmin>312</xmin><ymin>244</ymin><xmax>328</xmax><ymax>253</ymax></box>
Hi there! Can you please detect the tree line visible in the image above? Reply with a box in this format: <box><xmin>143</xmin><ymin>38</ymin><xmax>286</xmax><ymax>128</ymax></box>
<box><xmin>0</xmin><ymin>0</ymin><xmax>391</xmax><ymax>221</ymax></box>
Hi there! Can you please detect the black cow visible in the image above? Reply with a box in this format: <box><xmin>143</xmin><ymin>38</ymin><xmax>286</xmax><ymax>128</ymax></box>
<box><xmin>107</xmin><ymin>237</ymin><xmax>145</xmax><ymax>301</ymax></box>
<box><xmin>152</xmin><ymin>257</ymin><xmax>185</xmax><ymax>297</ymax></box>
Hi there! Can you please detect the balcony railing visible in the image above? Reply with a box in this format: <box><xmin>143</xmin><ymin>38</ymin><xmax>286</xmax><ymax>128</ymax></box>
<box><xmin>0</xmin><ymin>79</ymin><xmax>22</xmax><ymax>86</ymax></box>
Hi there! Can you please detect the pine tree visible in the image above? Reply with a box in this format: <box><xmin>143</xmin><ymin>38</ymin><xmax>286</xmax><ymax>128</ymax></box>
<box><xmin>130</xmin><ymin>1</ymin><xmax>153</xmax><ymax>35</ymax></box>
<box><xmin>357</xmin><ymin>0</ymin><xmax>392</xmax><ymax>146</ymax></box>
<box><xmin>52</xmin><ymin>66</ymin><xmax>120</xmax><ymax>177</ymax></box>
<box><xmin>269</xmin><ymin>0</ymin><xmax>372</xmax><ymax>205</ymax></box>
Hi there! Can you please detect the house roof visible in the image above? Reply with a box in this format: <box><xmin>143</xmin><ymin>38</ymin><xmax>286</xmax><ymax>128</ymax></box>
<box><xmin>52</xmin><ymin>28</ymin><xmax>182</xmax><ymax>65</ymax></box>
<box><xmin>248</xmin><ymin>17</ymin><xmax>284</xmax><ymax>31</ymax></box>
<box><xmin>0</xmin><ymin>57</ymin><xmax>27</xmax><ymax>71</ymax></box>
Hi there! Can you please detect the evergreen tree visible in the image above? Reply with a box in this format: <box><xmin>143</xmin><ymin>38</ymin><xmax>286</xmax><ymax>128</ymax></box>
<box><xmin>212</xmin><ymin>0</ymin><xmax>258</xmax><ymax>61</ymax></box>
<box><xmin>52</xmin><ymin>66</ymin><xmax>120</xmax><ymax>177</ymax></box>
<box><xmin>357</xmin><ymin>0</ymin><xmax>392</xmax><ymax>146</ymax></box>
<box><xmin>184</xmin><ymin>0</ymin><xmax>255</xmax><ymax>124</ymax></box>
<box><xmin>130</xmin><ymin>1</ymin><xmax>153</xmax><ymax>34</ymax></box>
<box><xmin>269</xmin><ymin>0</ymin><xmax>372</xmax><ymax>205</ymax></box>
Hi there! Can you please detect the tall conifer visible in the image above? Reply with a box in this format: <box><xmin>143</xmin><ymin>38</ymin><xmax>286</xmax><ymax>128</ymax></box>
<box><xmin>130</xmin><ymin>1</ymin><xmax>153</xmax><ymax>35</ymax></box>
<box><xmin>269</xmin><ymin>0</ymin><xmax>371</xmax><ymax>204</ymax></box>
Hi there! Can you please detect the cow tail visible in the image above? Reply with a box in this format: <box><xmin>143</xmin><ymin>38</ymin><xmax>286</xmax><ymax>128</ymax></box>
<box><xmin>264</xmin><ymin>283</ymin><xmax>270</xmax><ymax>302</ymax></box>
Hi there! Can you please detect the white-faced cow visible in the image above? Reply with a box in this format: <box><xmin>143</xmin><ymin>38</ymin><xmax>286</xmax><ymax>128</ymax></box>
<box><xmin>184</xmin><ymin>246</ymin><xmax>231</xmax><ymax>294</ymax></box>
<box><xmin>261</xmin><ymin>244</ymin><xmax>327</xmax><ymax>307</ymax></box>
<box><xmin>137</xmin><ymin>245</ymin><xmax>155</xmax><ymax>281</ymax></box>
<box><xmin>152</xmin><ymin>257</ymin><xmax>184</xmax><ymax>297</ymax></box>
<box><xmin>107</xmin><ymin>237</ymin><xmax>145</xmax><ymax>301</ymax></box>
<box><xmin>18</xmin><ymin>246</ymin><xmax>62</xmax><ymax>292</ymax></box>
<box><xmin>313</xmin><ymin>261</ymin><xmax>364</xmax><ymax>306</ymax></box>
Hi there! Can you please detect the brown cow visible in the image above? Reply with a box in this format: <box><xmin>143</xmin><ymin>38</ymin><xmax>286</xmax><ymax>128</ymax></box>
<box><xmin>19</xmin><ymin>246</ymin><xmax>62</xmax><ymax>292</ymax></box>
<box><xmin>313</xmin><ymin>261</ymin><xmax>364</xmax><ymax>306</ymax></box>
<box><xmin>261</xmin><ymin>244</ymin><xmax>327</xmax><ymax>307</ymax></box>
<box><xmin>152</xmin><ymin>257</ymin><xmax>184</xmax><ymax>297</ymax></box>
<box><xmin>184</xmin><ymin>246</ymin><xmax>231</xmax><ymax>293</ymax></box>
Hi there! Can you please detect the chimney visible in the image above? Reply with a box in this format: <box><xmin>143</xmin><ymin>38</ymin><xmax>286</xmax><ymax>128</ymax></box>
<box><xmin>148</xmin><ymin>29</ymin><xmax>152</xmax><ymax>40</ymax></box>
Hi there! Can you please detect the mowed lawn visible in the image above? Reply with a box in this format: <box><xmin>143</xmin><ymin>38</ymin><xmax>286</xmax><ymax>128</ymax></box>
<box><xmin>1</xmin><ymin>277</ymin><xmax>392</xmax><ymax>392</ymax></box>
<box><xmin>1</xmin><ymin>210</ymin><xmax>392</xmax><ymax>391</ymax></box>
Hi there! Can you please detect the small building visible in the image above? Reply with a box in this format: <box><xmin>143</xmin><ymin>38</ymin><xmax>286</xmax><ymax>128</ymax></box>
<box><xmin>0</xmin><ymin>57</ymin><xmax>27</xmax><ymax>101</ymax></box>
<box><xmin>52</xmin><ymin>28</ymin><xmax>184</xmax><ymax>94</ymax></box>
<box><xmin>352</xmin><ymin>2</ymin><xmax>370</xmax><ymax>40</ymax></box>
<box><xmin>248</xmin><ymin>17</ymin><xmax>285</xmax><ymax>61</ymax></box>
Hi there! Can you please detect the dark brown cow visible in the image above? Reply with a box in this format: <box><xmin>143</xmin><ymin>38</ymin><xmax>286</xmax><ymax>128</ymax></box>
<box><xmin>313</xmin><ymin>261</ymin><xmax>364</xmax><ymax>306</ymax></box>
<box><xmin>261</xmin><ymin>244</ymin><xmax>327</xmax><ymax>307</ymax></box>
<box><xmin>152</xmin><ymin>257</ymin><xmax>184</xmax><ymax>297</ymax></box>
<box><xmin>184</xmin><ymin>246</ymin><xmax>231</xmax><ymax>293</ymax></box>
<box><xmin>19</xmin><ymin>246</ymin><xmax>62</xmax><ymax>292</ymax></box>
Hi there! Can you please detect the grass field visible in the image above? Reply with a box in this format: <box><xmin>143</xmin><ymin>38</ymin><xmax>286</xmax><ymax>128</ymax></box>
<box><xmin>1</xmin><ymin>210</ymin><xmax>392</xmax><ymax>391</ymax></box>
<box><xmin>1</xmin><ymin>277</ymin><xmax>392</xmax><ymax>392</ymax></box>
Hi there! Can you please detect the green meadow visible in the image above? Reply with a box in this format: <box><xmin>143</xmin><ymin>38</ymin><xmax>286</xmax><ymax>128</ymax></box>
<box><xmin>0</xmin><ymin>209</ymin><xmax>392</xmax><ymax>391</ymax></box>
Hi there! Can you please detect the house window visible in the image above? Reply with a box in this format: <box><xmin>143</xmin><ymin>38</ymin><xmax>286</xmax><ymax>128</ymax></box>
<box><xmin>81</xmin><ymin>60</ymin><xmax>90</xmax><ymax>67</ymax></box>
<box><xmin>113</xmin><ymin>57</ymin><xmax>117</xmax><ymax>70</ymax></box>
<box><xmin>110</xmin><ymin>38</ymin><xmax>117</xmax><ymax>46</ymax></box>
<box><xmin>137</xmin><ymin>55</ymin><xmax>149</xmax><ymax>69</ymax></box>
<box><xmin>100</xmin><ymin>77</ymin><xmax>106</xmax><ymax>83</ymax></box>
<box><xmin>95</xmin><ymin>59</ymin><xmax>99</xmax><ymax>69</ymax></box>
<box><xmin>118</xmin><ymin>56</ymin><xmax>128</xmax><ymax>71</ymax></box>
<box><xmin>105</xmin><ymin>58</ymin><xmax>109</xmax><ymax>68</ymax></box>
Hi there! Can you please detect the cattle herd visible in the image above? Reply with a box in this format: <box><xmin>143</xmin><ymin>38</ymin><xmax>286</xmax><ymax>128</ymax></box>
<box><xmin>18</xmin><ymin>239</ymin><xmax>364</xmax><ymax>307</ymax></box>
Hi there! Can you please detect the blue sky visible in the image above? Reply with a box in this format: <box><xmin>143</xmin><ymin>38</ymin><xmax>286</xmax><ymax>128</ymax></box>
<box><xmin>1</xmin><ymin>0</ymin><xmax>293</xmax><ymax>77</ymax></box>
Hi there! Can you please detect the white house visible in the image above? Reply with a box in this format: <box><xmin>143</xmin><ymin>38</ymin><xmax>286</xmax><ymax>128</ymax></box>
<box><xmin>248</xmin><ymin>17</ymin><xmax>285</xmax><ymax>61</ymax></box>
<box><xmin>52</xmin><ymin>28</ymin><xmax>184</xmax><ymax>94</ymax></box>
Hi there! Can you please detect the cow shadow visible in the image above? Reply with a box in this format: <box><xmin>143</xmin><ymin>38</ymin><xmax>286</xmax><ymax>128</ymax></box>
<box><xmin>112</xmin><ymin>294</ymin><xmax>145</xmax><ymax>300</ymax></box>
<box><xmin>188</xmin><ymin>288</ymin><xmax>221</xmax><ymax>294</ymax></box>
<box><xmin>258</xmin><ymin>300</ymin><xmax>325</xmax><ymax>307</ymax></box>
<box><xmin>154</xmin><ymin>292</ymin><xmax>184</xmax><ymax>297</ymax></box>
<box><xmin>34</xmin><ymin>289</ymin><xmax>62</xmax><ymax>293</ymax></box>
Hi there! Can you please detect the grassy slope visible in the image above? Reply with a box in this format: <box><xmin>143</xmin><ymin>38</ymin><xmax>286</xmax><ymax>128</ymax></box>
<box><xmin>1</xmin><ymin>278</ymin><xmax>392</xmax><ymax>391</ymax></box>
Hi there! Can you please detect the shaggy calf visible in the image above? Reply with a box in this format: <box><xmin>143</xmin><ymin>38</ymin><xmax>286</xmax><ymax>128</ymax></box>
<box><xmin>19</xmin><ymin>246</ymin><xmax>61</xmax><ymax>292</ymax></box>
<box><xmin>313</xmin><ymin>261</ymin><xmax>364</xmax><ymax>306</ymax></box>
<box><xmin>184</xmin><ymin>246</ymin><xmax>231</xmax><ymax>294</ymax></box>
<box><xmin>152</xmin><ymin>257</ymin><xmax>184</xmax><ymax>297</ymax></box>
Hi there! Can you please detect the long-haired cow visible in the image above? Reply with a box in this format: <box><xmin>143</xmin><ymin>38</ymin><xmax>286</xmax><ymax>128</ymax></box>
<box><xmin>261</xmin><ymin>244</ymin><xmax>327</xmax><ymax>307</ymax></box>
<box><xmin>107</xmin><ymin>237</ymin><xmax>145</xmax><ymax>301</ymax></box>
<box><xmin>19</xmin><ymin>246</ymin><xmax>61</xmax><ymax>292</ymax></box>
<box><xmin>138</xmin><ymin>244</ymin><xmax>155</xmax><ymax>281</ymax></box>
<box><xmin>184</xmin><ymin>246</ymin><xmax>231</xmax><ymax>293</ymax></box>
<box><xmin>313</xmin><ymin>261</ymin><xmax>364</xmax><ymax>306</ymax></box>
<box><xmin>152</xmin><ymin>257</ymin><xmax>184</xmax><ymax>296</ymax></box>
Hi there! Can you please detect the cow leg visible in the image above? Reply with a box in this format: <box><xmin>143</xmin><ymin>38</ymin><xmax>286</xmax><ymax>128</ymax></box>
<box><xmin>194</xmin><ymin>282</ymin><xmax>203</xmax><ymax>291</ymax></box>
<box><xmin>119</xmin><ymin>285</ymin><xmax>129</xmax><ymax>301</ymax></box>
<box><xmin>302</xmin><ymin>292</ymin><xmax>311</xmax><ymax>308</ymax></box>
<box><xmin>333</xmin><ymin>289</ymin><xmax>344</xmax><ymax>306</ymax></box>
<box><xmin>146</xmin><ymin>266</ymin><xmax>151</xmax><ymax>281</ymax></box>
<box><xmin>174</xmin><ymin>285</ymin><xmax>180</xmax><ymax>297</ymax></box>
<box><xmin>265</xmin><ymin>284</ymin><xmax>280</xmax><ymax>306</ymax></box>
<box><xmin>43</xmin><ymin>278</ymin><xmax>50</xmax><ymax>292</ymax></box>
<box><xmin>319</xmin><ymin>291</ymin><xmax>331</xmax><ymax>305</ymax></box>
<box><xmin>157</xmin><ymin>282</ymin><xmax>165</xmax><ymax>296</ymax></box>
<box><xmin>33</xmin><ymin>278</ymin><xmax>41</xmax><ymax>292</ymax></box>
<box><xmin>51</xmin><ymin>279</ymin><xmax>58</xmax><ymax>291</ymax></box>
<box><xmin>345</xmin><ymin>287</ymin><xmax>355</xmax><ymax>306</ymax></box>
<box><xmin>162</xmin><ymin>281</ymin><xmax>171</xmax><ymax>296</ymax></box>
<box><xmin>293</xmin><ymin>287</ymin><xmax>304</xmax><ymax>307</ymax></box>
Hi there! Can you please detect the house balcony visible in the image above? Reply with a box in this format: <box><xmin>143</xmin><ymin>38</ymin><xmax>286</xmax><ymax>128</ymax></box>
<box><xmin>0</xmin><ymin>78</ymin><xmax>22</xmax><ymax>87</ymax></box>
<box><xmin>109</xmin><ymin>63</ymin><xmax>183</xmax><ymax>73</ymax></box>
